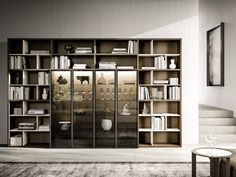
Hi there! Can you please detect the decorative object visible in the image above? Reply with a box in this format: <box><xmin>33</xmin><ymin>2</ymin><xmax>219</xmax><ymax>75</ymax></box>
<box><xmin>77</xmin><ymin>76</ymin><xmax>89</xmax><ymax>84</ymax></box>
<box><xmin>13</xmin><ymin>108</ymin><xmax>22</xmax><ymax>115</ymax></box>
<box><xmin>169</xmin><ymin>78</ymin><xmax>179</xmax><ymax>85</ymax></box>
<box><xmin>207</xmin><ymin>22</ymin><xmax>224</xmax><ymax>86</ymax></box>
<box><xmin>101</xmin><ymin>103</ymin><xmax>112</xmax><ymax>131</ymax></box>
<box><xmin>64</xmin><ymin>45</ymin><xmax>73</xmax><ymax>54</ymax></box>
<box><xmin>169</xmin><ymin>59</ymin><xmax>176</xmax><ymax>69</ymax></box>
<box><xmin>151</xmin><ymin>88</ymin><xmax>158</xmax><ymax>99</ymax></box>
<box><xmin>57</xmin><ymin>75</ymin><xmax>67</xmax><ymax>85</ymax></box>
<box><xmin>58</xmin><ymin>121</ymin><xmax>71</xmax><ymax>131</ymax></box>
<box><xmin>42</xmin><ymin>88</ymin><xmax>48</xmax><ymax>100</ymax></box>
<box><xmin>101</xmin><ymin>119</ymin><xmax>112</xmax><ymax>131</ymax></box>
<box><xmin>157</xmin><ymin>91</ymin><xmax>163</xmax><ymax>99</ymax></box>
<box><xmin>98</xmin><ymin>73</ymin><xmax>107</xmax><ymax>84</ymax></box>
<box><xmin>142</xmin><ymin>103</ymin><xmax>149</xmax><ymax>114</ymax></box>
<box><xmin>121</xmin><ymin>102</ymin><xmax>131</xmax><ymax>115</ymax></box>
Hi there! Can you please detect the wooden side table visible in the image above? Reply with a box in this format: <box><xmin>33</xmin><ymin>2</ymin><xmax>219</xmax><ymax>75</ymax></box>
<box><xmin>192</xmin><ymin>147</ymin><xmax>232</xmax><ymax>177</ymax></box>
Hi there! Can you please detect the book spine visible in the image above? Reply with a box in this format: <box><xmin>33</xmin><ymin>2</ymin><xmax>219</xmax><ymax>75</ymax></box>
<box><xmin>24</xmin><ymin>87</ymin><xmax>30</xmax><ymax>100</ymax></box>
<box><xmin>10</xmin><ymin>56</ymin><xmax>15</xmax><ymax>69</ymax></box>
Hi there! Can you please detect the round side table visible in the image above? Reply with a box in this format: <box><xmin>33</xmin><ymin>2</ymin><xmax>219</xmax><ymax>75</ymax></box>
<box><xmin>192</xmin><ymin>147</ymin><xmax>233</xmax><ymax>177</ymax></box>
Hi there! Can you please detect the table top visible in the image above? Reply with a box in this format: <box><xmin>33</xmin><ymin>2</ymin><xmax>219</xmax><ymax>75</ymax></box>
<box><xmin>192</xmin><ymin>147</ymin><xmax>233</xmax><ymax>158</ymax></box>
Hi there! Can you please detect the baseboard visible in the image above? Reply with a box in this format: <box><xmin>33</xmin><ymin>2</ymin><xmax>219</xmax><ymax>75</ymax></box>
<box><xmin>0</xmin><ymin>144</ymin><xmax>8</xmax><ymax>147</ymax></box>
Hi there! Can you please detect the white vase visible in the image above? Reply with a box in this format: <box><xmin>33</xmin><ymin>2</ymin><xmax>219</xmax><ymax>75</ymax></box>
<box><xmin>42</xmin><ymin>88</ymin><xmax>48</xmax><ymax>100</ymax></box>
<box><xmin>101</xmin><ymin>119</ymin><xmax>112</xmax><ymax>131</ymax></box>
<box><xmin>169</xmin><ymin>59</ymin><xmax>176</xmax><ymax>69</ymax></box>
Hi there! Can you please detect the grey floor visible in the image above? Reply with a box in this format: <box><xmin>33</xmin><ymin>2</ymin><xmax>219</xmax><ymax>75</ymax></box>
<box><xmin>1</xmin><ymin>144</ymin><xmax>235</xmax><ymax>163</ymax></box>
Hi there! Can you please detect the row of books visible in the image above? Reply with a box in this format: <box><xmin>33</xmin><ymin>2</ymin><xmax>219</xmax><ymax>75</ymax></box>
<box><xmin>38</xmin><ymin>72</ymin><xmax>49</xmax><ymax>85</ymax></box>
<box><xmin>9</xmin><ymin>56</ymin><xmax>26</xmax><ymax>69</ymax></box>
<box><xmin>139</xmin><ymin>86</ymin><xmax>150</xmax><ymax>100</ymax></box>
<box><xmin>51</xmin><ymin>56</ymin><xmax>70</xmax><ymax>69</ymax></box>
<box><xmin>152</xmin><ymin>116</ymin><xmax>179</xmax><ymax>131</ymax></box>
<box><xmin>9</xmin><ymin>87</ymin><xmax>30</xmax><ymax>100</ymax></box>
<box><xmin>168</xmin><ymin>86</ymin><xmax>180</xmax><ymax>100</ymax></box>
<box><xmin>128</xmin><ymin>40</ymin><xmax>136</xmax><ymax>54</ymax></box>
<box><xmin>154</xmin><ymin>56</ymin><xmax>167</xmax><ymax>69</ymax></box>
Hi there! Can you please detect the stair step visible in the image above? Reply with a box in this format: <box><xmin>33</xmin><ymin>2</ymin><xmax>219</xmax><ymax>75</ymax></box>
<box><xmin>199</xmin><ymin>125</ymin><xmax>236</xmax><ymax>134</ymax></box>
<box><xmin>199</xmin><ymin>110</ymin><xmax>233</xmax><ymax>118</ymax></box>
<box><xmin>199</xmin><ymin>118</ymin><xmax>236</xmax><ymax>125</ymax></box>
<box><xmin>199</xmin><ymin>104</ymin><xmax>233</xmax><ymax>118</ymax></box>
<box><xmin>199</xmin><ymin>134</ymin><xmax>236</xmax><ymax>143</ymax></box>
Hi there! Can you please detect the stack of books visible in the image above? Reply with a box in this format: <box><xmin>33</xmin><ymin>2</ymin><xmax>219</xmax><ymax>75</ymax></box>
<box><xmin>112</xmin><ymin>48</ymin><xmax>127</xmax><ymax>54</ymax></box>
<box><xmin>39</xmin><ymin>124</ymin><xmax>49</xmax><ymax>131</ymax></box>
<box><xmin>27</xmin><ymin>109</ymin><xmax>47</xmax><ymax>115</ymax></box>
<box><xmin>99</xmin><ymin>62</ymin><xmax>116</xmax><ymax>69</ymax></box>
<box><xmin>73</xmin><ymin>64</ymin><xmax>87</xmax><ymax>69</ymax></box>
<box><xmin>154</xmin><ymin>56</ymin><xmax>167</xmax><ymax>69</ymax></box>
<box><xmin>18</xmin><ymin>122</ymin><xmax>36</xmax><ymax>130</ymax></box>
<box><xmin>153</xmin><ymin>80</ymin><xmax>169</xmax><ymax>84</ymax></box>
<box><xmin>75</xmin><ymin>47</ymin><xmax>92</xmax><ymax>54</ymax></box>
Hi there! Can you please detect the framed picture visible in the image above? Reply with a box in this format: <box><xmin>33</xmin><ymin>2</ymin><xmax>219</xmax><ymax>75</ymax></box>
<box><xmin>207</xmin><ymin>22</ymin><xmax>224</xmax><ymax>86</ymax></box>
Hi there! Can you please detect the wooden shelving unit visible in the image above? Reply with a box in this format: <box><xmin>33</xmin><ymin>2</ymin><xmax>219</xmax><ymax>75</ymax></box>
<box><xmin>8</xmin><ymin>38</ymin><xmax>181</xmax><ymax>148</ymax></box>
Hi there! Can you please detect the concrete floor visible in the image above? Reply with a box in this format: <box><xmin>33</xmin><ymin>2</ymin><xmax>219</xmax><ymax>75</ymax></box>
<box><xmin>1</xmin><ymin>144</ymin><xmax>235</xmax><ymax>163</ymax></box>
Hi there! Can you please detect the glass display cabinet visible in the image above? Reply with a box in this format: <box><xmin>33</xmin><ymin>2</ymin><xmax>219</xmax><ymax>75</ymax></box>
<box><xmin>51</xmin><ymin>71</ymin><xmax>71</xmax><ymax>148</ymax></box>
<box><xmin>95</xmin><ymin>71</ymin><xmax>115</xmax><ymax>148</ymax></box>
<box><xmin>73</xmin><ymin>71</ymin><xmax>93</xmax><ymax>148</ymax></box>
<box><xmin>117</xmin><ymin>71</ymin><xmax>137</xmax><ymax>147</ymax></box>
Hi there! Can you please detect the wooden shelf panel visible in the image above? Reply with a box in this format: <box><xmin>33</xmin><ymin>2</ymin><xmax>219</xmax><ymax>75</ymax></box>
<box><xmin>139</xmin><ymin>54</ymin><xmax>180</xmax><ymax>57</ymax></box>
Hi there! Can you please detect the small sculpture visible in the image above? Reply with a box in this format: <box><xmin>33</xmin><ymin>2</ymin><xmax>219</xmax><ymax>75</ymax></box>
<box><xmin>64</xmin><ymin>45</ymin><xmax>73</xmax><ymax>54</ymax></box>
<box><xmin>57</xmin><ymin>75</ymin><xmax>68</xmax><ymax>85</ymax></box>
<box><xmin>121</xmin><ymin>102</ymin><xmax>131</xmax><ymax>115</ymax></box>
<box><xmin>42</xmin><ymin>88</ymin><xmax>48</xmax><ymax>100</ymax></box>
<box><xmin>142</xmin><ymin>103</ymin><xmax>149</xmax><ymax>114</ymax></box>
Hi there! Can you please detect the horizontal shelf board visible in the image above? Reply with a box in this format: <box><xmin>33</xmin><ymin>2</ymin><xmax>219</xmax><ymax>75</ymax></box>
<box><xmin>96</xmin><ymin>53</ymin><xmax>137</xmax><ymax>56</ymax></box>
<box><xmin>153</xmin><ymin>129</ymin><xmax>180</xmax><ymax>132</ymax></box>
<box><xmin>9</xmin><ymin>54</ymin><xmax>51</xmax><ymax>56</ymax></box>
<box><xmin>139</xmin><ymin>128</ymin><xmax>152</xmax><ymax>132</ymax></box>
<box><xmin>139</xmin><ymin>69</ymin><xmax>181</xmax><ymax>71</ymax></box>
<box><xmin>139</xmin><ymin>99</ymin><xmax>180</xmax><ymax>102</ymax></box>
<box><xmin>10</xmin><ymin>84</ymin><xmax>50</xmax><ymax>87</ymax></box>
<box><xmin>138</xmin><ymin>54</ymin><xmax>181</xmax><ymax>57</ymax></box>
<box><xmin>139</xmin><ymin>113</ymin><xmax>180</xmax><ymax>117</ymax></box>
<box><xmin>139</xmin><ymin>84</ymin><xmax>180</xmax><ymax>86</ymax></box>
<box><xmin>151</xmin><ymin>143</ymin><xmax>181</xmax><ymax>147</ymax></box>
<box><xmin>139</xmin><ymin>144</ymin><xmax>152</xmax><ymax>147</ymax></box>
<box><xmin>10</xmin><ymin>114</ymin><xmax>50</xmax><ymax>117</ymax></box>
<box><xmin>10</xmin><ymin>128</ymin><xmax>50</xmax><ymax>132</ymax></box>
<box><xmin>24</xmin><ymin>69</ymin><xmax>50</xmax><ymax>71</ymax></box>
<box><xmin>24</xmin><ymin>99</ymin><xmax>50</xmax><ymax>102</ymax></box>
<box><xmin>53</xmin><ymin>53</ymin><xmax>94</xmax><ymax>56</ymax></box>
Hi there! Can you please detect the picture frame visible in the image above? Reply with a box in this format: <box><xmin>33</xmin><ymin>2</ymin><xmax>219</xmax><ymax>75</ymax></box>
<box><xmin>207</xmin><ymin>22</ymin><xmax>224</xmax><ymax>86</ymax></box>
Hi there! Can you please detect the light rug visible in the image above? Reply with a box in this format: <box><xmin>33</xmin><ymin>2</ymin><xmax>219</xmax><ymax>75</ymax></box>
<box><xmin>0</xmin><ymin>162</ymin><xmax>210</xmax><ymax>177</ymax></box>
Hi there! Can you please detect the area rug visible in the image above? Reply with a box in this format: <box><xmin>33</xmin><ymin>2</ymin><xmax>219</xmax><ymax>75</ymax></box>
<box><xmin>0</xmin><ymin>162</ymin><xmax>210</xmax><ymax>177</ymax></box>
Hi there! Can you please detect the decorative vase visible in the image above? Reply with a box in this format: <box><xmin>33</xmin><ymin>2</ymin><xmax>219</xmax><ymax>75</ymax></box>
<box><xmin>169</xmin><ymin>59</ymin><xmax>176</xmax><ymax>69</ymax></box>
<box><xmin>101</xmin><ymin>119</ymin><xmax>112</xmax><ymax>131</ymax></box>
<box><xmin>42</xmin><ymin>88</ymin><xmax>48</xmax><ymax>100</ymax></box>
<box><xmin>98</xmin><ymin>73</ymin><xmax>107</xmax><ymax>84</ymax></box>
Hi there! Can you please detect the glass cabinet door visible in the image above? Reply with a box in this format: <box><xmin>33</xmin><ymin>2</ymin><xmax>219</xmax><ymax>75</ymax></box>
<box><xmin>95</xmin><ymin>71</ymin><xmax>115</xmax><ymax>147</ymax></box>
<box><xmin>51</xmin><ymin>71</ymin><xmax>71</xmax><ymax>148</ymax></box>
<box><xmin>73</xmin><ymin>71</ymin><xmax>93</xmax><ymax>148</ymax></box>
<box><xmin>117</xmin><ymin>71</ymin><xmax>137</xmax><ymax>147</ymax></box>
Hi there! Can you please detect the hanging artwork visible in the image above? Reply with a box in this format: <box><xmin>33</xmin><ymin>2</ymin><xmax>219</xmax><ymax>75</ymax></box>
<box><xmin>207</xmin><ymin>22</ymin><xmax>224</xmax><ymax>86</ymax></box>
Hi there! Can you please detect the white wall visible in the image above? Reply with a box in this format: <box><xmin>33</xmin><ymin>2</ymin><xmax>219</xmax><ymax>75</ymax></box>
<box><xmin>199</xmin><ymin>0</ymin><xmax>236</xmax><ymax>115</ymax></box>
<box><xmin>0</xmin><ymin>0</ymin><xmax>199</xmax><ymax>145</ymax></box>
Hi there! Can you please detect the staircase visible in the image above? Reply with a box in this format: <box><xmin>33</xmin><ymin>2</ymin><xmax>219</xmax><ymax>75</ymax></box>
<box><xmin>199</xmin><ymin>104</ymin><xmax>236</xmax><ymax>144</ymax></box>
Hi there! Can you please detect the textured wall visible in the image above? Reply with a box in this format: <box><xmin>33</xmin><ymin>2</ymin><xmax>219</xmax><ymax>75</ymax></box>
<box><xmin>199</xmin><ymin>0</ymin><xmax>236</xmax><ymax>115</ymax></box>
<box><xmin>0</xmin><ymin>0</ymin><xmax>199</xmax><ymax>144</ymax></box>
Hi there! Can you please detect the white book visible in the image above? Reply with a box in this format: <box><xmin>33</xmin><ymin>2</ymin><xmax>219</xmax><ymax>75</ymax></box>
<box><xmin>10</xmin><ymin>56</ymin><xmax>15</xmax><ymax>69</ymax></box>
<box><xmin>38</xmin><ymin>72</ymin><xmax>44</xmax><ymax>85</ymax></box>
<box><xmin>51</xmin><ymin>57</ymin><xmax>55</xmax><ymax>69</ymax></box>
<box><xmin>45</xmin><ymin>73</ymin><xmax>49</xmax><ymax>85</ymax></box>
<box><xmin>24</xmin><ymin>87</ymin><xmax>30</xmax><ymax>100</ymax></box>
<box><xmin>60</xmin><ymin>56</ymin><xmax>64</xmax><ymax>69</ymax></box>
<box><xmin>55</xmin><ymin>56</ymin><xmax>59</xmax><ymax>69</ymax></box>
<box><xmin>163</xmin><ymin>56</ymin><xmax>167</xmax><ymax>69</ymax></box>
<box><xmin>161</xmin><ymin>116</ymin><xmax>165</xmax><ymax>130</ymax></box>
<box><xmin>164</xmin><ymin>85</ymin><xmax>167</xmax><ymax>100</ymax></box>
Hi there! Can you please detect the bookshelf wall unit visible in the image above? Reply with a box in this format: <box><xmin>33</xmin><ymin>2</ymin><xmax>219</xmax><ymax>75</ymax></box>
<box><xmin>8</xmin><ymin>38</ymin><xmax>181</xmax><ymax>148</ymax></box>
